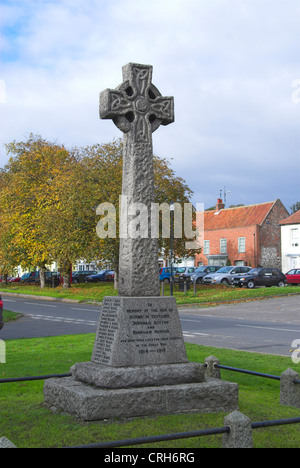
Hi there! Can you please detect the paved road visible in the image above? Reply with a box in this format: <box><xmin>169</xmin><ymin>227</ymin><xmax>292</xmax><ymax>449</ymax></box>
<box><xmin>1</xmin><ymin>294</ymin><xmax>300</xmax><ymax>356</ymax></box>
<box><xmin>0</xmin><ymin>296</ymin><xmax>101</xmax><ymax>339</ymax></box>
<box><xmin>179</xmin><ymin>295</ymin><xmax>300</xmax><ymax>356</ymax></box>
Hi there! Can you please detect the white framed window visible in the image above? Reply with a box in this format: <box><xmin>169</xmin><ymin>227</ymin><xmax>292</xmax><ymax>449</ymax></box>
<box><xmin>291</xmin><ymin>228</ymin><xmax>299</xmax><ymax>247</ymax></box>
<box><xmin>238</xmin><ymin>237</ymin><xmax>246</xmax><ymax>253</ymax></box>
<box><xmin>220</xmin><ymin>238</ymin><xmax>227</xmax><ymax>254</ymax></box>
<box><xmin>204</xmin><ymin>240</ymin><xmax>210</xmax><ymax>255</ymax></box>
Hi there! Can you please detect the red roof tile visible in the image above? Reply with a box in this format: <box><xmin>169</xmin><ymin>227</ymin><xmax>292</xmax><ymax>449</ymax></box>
<box><xmin>280</xmin><ymin>210</ymin><xmax>300</xmax><ymax>225</ymax></box>
<box><xmin>202</xmin><ymin>201</ymin><xmax>275</xmax><ymax>230</ymax></box>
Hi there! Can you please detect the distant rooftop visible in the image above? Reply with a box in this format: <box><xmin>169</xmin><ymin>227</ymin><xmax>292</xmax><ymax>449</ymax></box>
<box><xmin>280</xmin><ymin>210</ymin><xmax>300</xmax><ymax>225</ymax></box>
<box><xmin>201</xmin><ymin>200</ymin><xmax>277</xmax><ymax>230</ymax></box>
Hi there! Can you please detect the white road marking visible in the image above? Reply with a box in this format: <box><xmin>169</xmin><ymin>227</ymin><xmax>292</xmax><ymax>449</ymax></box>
<box><xmin>235</xmin><ymin>324</ymin><xmax>300</xmax><ymax>333</ymax></box>
<box><xmin>24</xmin><ymin>302</ymin><xmax>57</xmax><ymax>308</ymax></box>
<box><xmin>27</xmin><ymin>314</ymin><xmax>97</xmax><ymax>326</ymax></box>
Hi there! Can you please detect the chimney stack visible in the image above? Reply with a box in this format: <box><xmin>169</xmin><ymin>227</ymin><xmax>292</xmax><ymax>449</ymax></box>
<box><xmin>216</xmin><ymin>198</ymin><xmax>225</xmax><ymax>211</ymax></box>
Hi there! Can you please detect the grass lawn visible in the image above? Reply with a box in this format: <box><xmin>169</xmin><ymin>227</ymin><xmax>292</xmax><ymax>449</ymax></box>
<box><xmin>1</xmin><ymin>334</ymin><xmax>300</xmax><ymax>448</ymax></box>
<box><xmin>0</xmin><ymin>281</ymin><xmax>300</xmax><ymax>305</ymax></box>
<box><xmin>3</xmin><ymin>310</ymin><xmax>23</xmax><ymax>323</ymax></box>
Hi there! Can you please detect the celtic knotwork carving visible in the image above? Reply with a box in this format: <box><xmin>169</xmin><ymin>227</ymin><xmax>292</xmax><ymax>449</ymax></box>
<box><xmin>111</xmin><ymin>93</ymin><xmax>132</xmax><ymax>111</ymax></box>
<box><xmin>151</xmin><ymin>100</ymin><xmax>172</xmax><ymax>119</ymax></box>
<box><xmin>132</xmin><ymin>67</ymin><xmax>150</xmax><ymax>95</ymax></box>
<box><xmin>136</xmin><ymin>115</ymin><xmax>149</xmax><ymax>142</ymax></box>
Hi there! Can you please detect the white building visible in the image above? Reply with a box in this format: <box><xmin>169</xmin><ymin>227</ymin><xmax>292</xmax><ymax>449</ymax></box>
<box><xmin>280</xmin><ymin>210</ymin><xmax>300</xmax><ymax>273</ymax></box>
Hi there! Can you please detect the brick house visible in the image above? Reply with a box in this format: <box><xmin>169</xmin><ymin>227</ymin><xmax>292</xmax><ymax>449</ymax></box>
<box><xmin>195</xmin><ymin>199</ymin><xmax>289</xmax><ymax>268</ymax></box>
<box><xmin>280</xmin><ymin>210</ymin><xmax>300</xmax><ymax>272</ymax></box>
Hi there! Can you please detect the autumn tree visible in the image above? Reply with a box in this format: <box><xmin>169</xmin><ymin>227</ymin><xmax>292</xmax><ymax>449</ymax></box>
<box><xmin>0</xmin><ymin>136</ymin><xmax>199</xmax><ymax>289</ymax></box>
<box><xmin>76</xmin><ymin>140</ymin><xmax>200</xmax><ymax>287</ymax></box>
<box><xmin>0</xmin><ymin>135</ymin><xmax>77</xmax><ymax>287</ymax></box>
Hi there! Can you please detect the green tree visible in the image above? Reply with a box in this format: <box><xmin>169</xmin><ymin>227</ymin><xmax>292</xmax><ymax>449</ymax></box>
<box><xmin>290</xmin><ymin>202</ymin><xmax>300</xmax><ymax>214</ymax></box>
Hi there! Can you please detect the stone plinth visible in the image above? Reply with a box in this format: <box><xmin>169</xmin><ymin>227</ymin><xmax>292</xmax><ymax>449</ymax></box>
<box><xmin>72</xmin><ymin>361</ymin><xmax>205</xmax><ymax>389</ymax></box>
<box><xmin>44</xmin><ymin>296</ymin><xmax>239</xmax><ymax>421</ymax></box>
<box><xmin>44</xmin><ymin>376</ymin><xmax>238</xmax><ymax>421</ymax></box>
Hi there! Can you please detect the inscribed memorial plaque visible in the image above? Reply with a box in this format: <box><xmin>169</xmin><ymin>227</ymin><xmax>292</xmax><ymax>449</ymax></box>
<box><xmin>92</xmin><ymin>296</ymin><xmax>188</xmax><ymax>367</ymax></box>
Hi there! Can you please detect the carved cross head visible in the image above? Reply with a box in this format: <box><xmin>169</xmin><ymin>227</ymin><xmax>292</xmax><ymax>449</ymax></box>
<box><xmin>100</xmin><ymin>63</ymin><xmax>174</xmax><ymax>143</ymax></box>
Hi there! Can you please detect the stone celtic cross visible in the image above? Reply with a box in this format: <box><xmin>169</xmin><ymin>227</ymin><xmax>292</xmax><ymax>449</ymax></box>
<box><xmin>100</xmin><ymin>63</ymin><xmax>174</xmax><ymax>143</ymax></box>
<box><xmin>100</xmin><ymin>63</ymin><xmax>174</xmax><ymax>297</ymax></box>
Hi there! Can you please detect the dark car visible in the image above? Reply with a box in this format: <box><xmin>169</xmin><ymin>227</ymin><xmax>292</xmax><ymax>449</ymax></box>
<box><xmin>174</xmin><ymin>266</ymin><xmax>196</xmax><ymax>282</ymax></box>
<box><xmin>72</xmin><ymin>270</ymin><xmax>98</xmax><ymax>283</ymax></box>
<box><xmin>85</xmin><ymin>270</ymin><xmax>114</xmax><ymax>283</ymax></box>
<box><xmin>190</xmin><ymin>265</ymin><xmax>223</xmax><ymax>284</ymax></box>
<box><xmin>285</xmin><ymin>269</ymin><xmax>300</xmax><ymax>285</ymax></box>
<box><xmin>21</xmin><ymin>271</ymin><xmax>40</xmax><ymax>284</ymax></box>
<box><xmin>0</xmin><ymin>294</ymin><xmax>3</xmax><ymax>330</ymax></box>
<box><xmin>232</xmin><ymin>267</ymin><xmax>286</xmax><ymax>289</ymax></box>
<box><xmin>105</xmin><ymin>271</ymin><xmax>114</xmax><ymax>281</ymax></box>
<box><xmin>44</xmin><ymin>271</ymin><xmax>60</xmax><ymax>287</ymax></box>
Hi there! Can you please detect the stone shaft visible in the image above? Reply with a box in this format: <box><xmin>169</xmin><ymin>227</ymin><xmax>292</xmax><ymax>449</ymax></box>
<box><xmin>119</xmin><ymin>135</ymin><xmax>159</xmax><ymax>296</ymax></box>
<box><xmin>100</xmin><ymin>63</ymin><xmax>174</xmax><ymax>297</ymax></box>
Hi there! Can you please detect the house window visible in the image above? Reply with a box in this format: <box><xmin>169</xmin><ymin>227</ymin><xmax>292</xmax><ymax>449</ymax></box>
<box><xmin>220</xmin><ymin>239</ymin><xmax>227</xmax><ymax>254</ymax></box>
<box><xmin>238</xmin><ymin>237</ymin><xmax>246</xmax><ymax>253</ymax></box>
<box><xmin>291</xmin><ymin>228</ymin><xmax>299</xmax><ymax>247</ymax></box>
<box><xmin>204</xmin><ymin>240</ymin><xmax>210</xmax><ymax>255</ymax></box>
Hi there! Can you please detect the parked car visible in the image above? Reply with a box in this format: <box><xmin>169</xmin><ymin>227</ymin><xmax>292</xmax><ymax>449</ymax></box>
<box><xmin>203</xmin><ymin>266</ymin><xmax>252</xmax><ymax>285</ymax></box>
<box><xmin>232</xmin><ymin>267</ymin><xmax>286</xmax><ymax>289</ymax></box>
<box><xmin>72</xmin><ymin>270</ymin><xmax>98</xmax><ymax>284</ymax></box>
<box><xmin>25</xmin><ymin>271</ymin><xmax>40</xmax><ymax>284</ymax></box>
<box><xmin>159</xmin><ymin>267</ymin><xmax>178</xmax><ymax>282</ymax></box>
<box><xmin>285</xmin><ymin>269</ymin><xmax>300</xmax><ymax>285</ymax></box>
<box><xmin>190</xmin><ymin>265</ymin><xmax>223</xmax><ymax>284</ymax></box>
<box><xmin>20</xmin><ymin>272</ymin><xmax>31</xmax><ymax>283</ymax></box>
<box><xmin>105</xmin><ymin>271</ymin><xmax>114</xmax><ymax>281</ymax></box>
<box><xmin>174</xmin><ymin>266</ymin><xmax>196</xmax><ymax>282</ymax></box>
<box><xmin>9</xmin><ymin>276</ymin><xmax>21</xmax><ymax>283</ymax></box>
<box><xmin>19</xmin><ymin>272</ymin><xmax>39</xmax><ymax>284</ymax></box>
<box><xmin>85</xmin><ymin>270</ymin><xmax>114</xmax><ymax>283</ymax></box>
<box><xmin>44</xmin><ymin>271</ymin><xmax>60</xmax><ymax>287</ymax></box>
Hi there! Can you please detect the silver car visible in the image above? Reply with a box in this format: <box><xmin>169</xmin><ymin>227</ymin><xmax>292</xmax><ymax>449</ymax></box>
<box><xmin>203</xmin><ymin>266</ymin><xmax>252</xmax><ymax>285</ymax></box>
<box><xmin>190</xmin><ymin>265</ymin><xmax>222</xmax><ymax>284</ymax></box>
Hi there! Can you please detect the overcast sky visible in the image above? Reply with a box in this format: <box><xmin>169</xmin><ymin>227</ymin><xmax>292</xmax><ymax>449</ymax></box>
<box><xmin>1</xmin><ymin>0</ymin><xmax>299</xmax><ymax>212</ymax></box>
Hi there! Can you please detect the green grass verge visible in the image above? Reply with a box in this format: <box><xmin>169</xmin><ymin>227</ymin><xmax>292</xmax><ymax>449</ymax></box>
<box><xmin>3</xmin><ymin>310</ymin><xmax>23</xmax><ymax>323</ymax></box>
<box><xmin>1</xmin><ymin>334</ymin><xmax>300</xmax><ymax>448</ymax></box>
<box><xmin>0</xmin><ymin>282</ymin><xmax>300</xmax><ymax>305</ymax></box>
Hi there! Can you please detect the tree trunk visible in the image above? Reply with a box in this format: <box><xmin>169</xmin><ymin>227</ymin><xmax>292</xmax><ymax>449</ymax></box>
<box><xmin>113</xmin><ymin>258</ymin><xmax>119</xmax><ymax>290</ymax></box>
<box><xmin>60</xmin><ymin>260</ymin><xmax>72</xmax><ymax>288</ymax></box>
<box><xmin>39</xmin><ymin>267</ymin><xmax>46</xmax><ymax>289</ymax></box>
